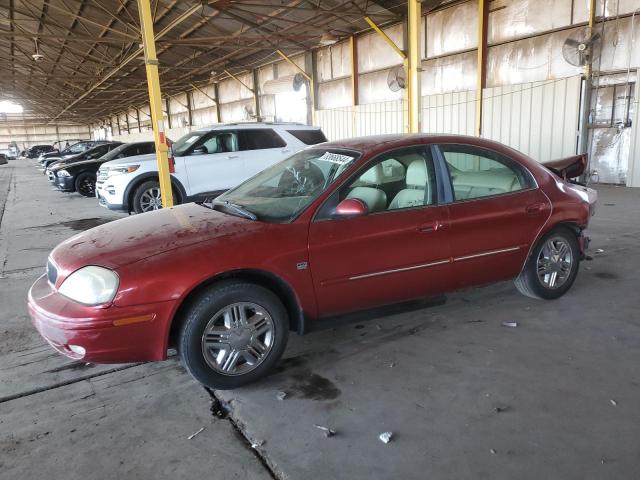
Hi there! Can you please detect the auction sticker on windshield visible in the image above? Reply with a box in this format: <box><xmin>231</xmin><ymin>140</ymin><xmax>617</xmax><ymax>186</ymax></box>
<box><xmin>318</xmin><ymin>152</ymin><xmax>355</xmax><ymax>165</ymax></box>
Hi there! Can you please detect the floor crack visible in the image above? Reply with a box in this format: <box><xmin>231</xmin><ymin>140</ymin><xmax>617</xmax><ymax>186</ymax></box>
<box><xmin>203</xmin><ymin>387</ymin><xmax>283</xmax><ymax>480</ymax></box>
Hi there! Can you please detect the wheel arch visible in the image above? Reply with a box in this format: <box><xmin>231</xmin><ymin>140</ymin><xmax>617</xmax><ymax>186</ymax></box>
<box><xmin>124</xmin><ymin>172</ymin><xmax>187</xmax><ymax>212</ymax></box>
<box><xmin>167</xmin><ymin>269</ymin><xmax>305</xmax><ymax>351</ymax></box>
<box><xmin>518</xmin><ymin>220</ymin><xmax>584</xmax><ymax>276</ymax></box>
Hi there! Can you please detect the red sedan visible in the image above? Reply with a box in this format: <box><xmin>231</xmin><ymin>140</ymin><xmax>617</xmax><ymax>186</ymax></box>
<box><xmin>28</xmin><ymin>134</ymin><xmax>597</xmax><ymax>389</ymax></box>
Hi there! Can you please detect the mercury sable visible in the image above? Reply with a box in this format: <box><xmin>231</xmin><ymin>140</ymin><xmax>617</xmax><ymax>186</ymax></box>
<box><xmin>28</xmin><ymin>134</ymin><xmax>596</xmax><ymax>389</ymax></box>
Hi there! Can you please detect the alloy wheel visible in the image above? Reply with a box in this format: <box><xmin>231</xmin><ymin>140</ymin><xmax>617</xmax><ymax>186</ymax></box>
<box><xmin>537</xmin><ymin>236</ymin><xmax>573</xmax><ymax>289</ymax></box>
<box><xmin>139</xmin><ymin>187</ymin><xmax>162</xmax><ymax>212</ymax></box>
<box><xmin>201</xmin><ymin>302</ymin><xmax>275</xmax><ymax>376</ymax></box>
<box><xmin>78</xmin><ymin>178</ymin><xmax>95</xmax><ymax>196</ymax></box>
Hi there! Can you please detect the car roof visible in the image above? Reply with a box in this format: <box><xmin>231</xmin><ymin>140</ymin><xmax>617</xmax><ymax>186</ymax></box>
<box><xmin>191</xmin><ymin>122</ymin><xmax>320</xmax><ymax>134</ymax></box>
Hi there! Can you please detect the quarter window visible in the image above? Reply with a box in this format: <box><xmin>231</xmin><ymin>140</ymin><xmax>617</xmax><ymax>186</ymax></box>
<box><xmin>342</xmin><ymin>147</ymin><xmax>436</xmax><ymax>213</ymax></box>
<box><xmin>439</xmin><ymin>144</ymin><xmax>533</xmax><ymax>201</ymax></box>
<box><xmin>286</xmin><ymin>129</ymin><xmax>327</xmax><ymax>145</ymax></box>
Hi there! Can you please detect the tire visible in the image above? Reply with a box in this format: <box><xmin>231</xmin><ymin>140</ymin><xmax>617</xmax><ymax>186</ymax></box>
<box><xmin>515</xmin><ymin>226</ymin><xmax>580</xmax><ymax>300</ymax></box>
<box><xmin>132</xmin><ymin>180</ymin><xmax>180</xmax><ymax>214</ymax></box>
<box><xmin>179</xmin><ymin>281</ymin><xmax>289</xmax><ymax>390</ymax></box>
<box><xmin>75</xmin><ymin>172</ymin><xmax>97</xmax><ymax>197</ymax></box>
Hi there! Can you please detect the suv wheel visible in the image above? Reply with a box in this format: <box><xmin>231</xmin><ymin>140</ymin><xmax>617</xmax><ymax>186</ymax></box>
<box><xmin>515</xmin><ymin>227</ymin><xmax>580</xmax><ymax>300</ymax></box>
<box><xmin>179</xmin><ymin>282</ymin><xmax>289</xmax><ymax>390</ymax></box>
<box><xmin>75</xmin><ymin>172</ymin><xmax>97</xmax><ymax>197</ymax></box>
<box><xmin>132</xmin><ymin>180</ymin><xmax>180</xmax><ymax>214</ymax></box>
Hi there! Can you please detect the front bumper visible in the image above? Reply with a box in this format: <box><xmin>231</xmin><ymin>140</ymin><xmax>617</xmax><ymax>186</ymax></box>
<box><xmin>96</xmin><ymin>178</ymin><xmax>128</xmax><ymax>212</ymax></box>
<box><xmin>28</xmin><ymin>274</ymin><xmax>174</xmax><ymax>363</ymax></box>
<box><xmin>54</xmin><ymin>176</ymin><xmax>74</xmax><ymax>192</ymax></box>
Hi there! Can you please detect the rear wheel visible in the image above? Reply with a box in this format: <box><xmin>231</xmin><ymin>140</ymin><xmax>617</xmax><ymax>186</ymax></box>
<box><xmin>179</xmin><ymin>282</ymin><xmax>289</xmax><ymax>390</ymax></box>
<box><xmin>132</xmin><ymin>180</ymin><xmax>180</xmax><ymax>214</ymax></box>
<box><xmin>75</xmin><ymin>172</ymin><xmax>96</xmax><ymax>197</ymax></box>
<box><xmin>515</xmin><ymin>227</ymin><xmax>580</xmax><ymax>300</ymax></box>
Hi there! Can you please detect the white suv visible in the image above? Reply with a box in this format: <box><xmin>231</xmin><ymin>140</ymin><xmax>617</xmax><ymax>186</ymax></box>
<box><xmin>95</xmin><ymin>122</ymin><xmax>327</xmax><ymax>213</ymax></box>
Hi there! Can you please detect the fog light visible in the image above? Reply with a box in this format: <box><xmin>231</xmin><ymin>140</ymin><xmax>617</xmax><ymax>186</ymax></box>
<box><xmin>106</xmin><ymin>187</ymin><xmax>116</xmax><ymax>195</ymax></box>
<box><xmin>68</xmin><ymin>345</ymin><xmax>86</xmax><ymax>356</ymax></box>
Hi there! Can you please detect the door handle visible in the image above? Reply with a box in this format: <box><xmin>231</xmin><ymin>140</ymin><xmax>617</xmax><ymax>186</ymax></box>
<box><xmin>227</xmin><ymin>155</ymin><xmax>239</xmax><ymax>159</ymax></box>
<box><xmin>281</xmin><ymin>149</ymin><xmax>290</xmax><ymax>153</ymax></box>
<box><xmin>417</xmin><ymin>221</ymin><xmax>448</xmax><ymax>233</ymax></box>
<box><xmin>526</xmin><ymin>203</ymin><xmax>545</xmax><ymax>215</ymax></box>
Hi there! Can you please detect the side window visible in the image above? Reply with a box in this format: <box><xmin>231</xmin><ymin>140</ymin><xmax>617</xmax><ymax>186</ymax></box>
<box><xmin>439</xmin><ymin>144</ymin><xmax>533</xmax><ymax>201</ymax></box>
<box><xmin>238</xmin><ymin>129</ymin><xmax>286</xmax><ymax>150</ymax></box>
<box><xmin>286</xmin><ymin>129</ymin><xmax>327</xmax><ymax>145</ymax></box>
<box><xmin>342</xmin><ymin>147</ymin><xmax>436</xmax><ymax>214</ymax></box>
<box><xmin>140</xmin><ymin>143</ymin><xmax>155</xmax><ymax>155</ymax></box>
<box><xmin>197</xmin><ymin>132</ymin><xmax>238</xmax><ymax>154</ymax></box>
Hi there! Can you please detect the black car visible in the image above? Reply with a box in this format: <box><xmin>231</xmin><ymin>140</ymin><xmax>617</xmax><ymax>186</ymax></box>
<box><xmin>27</xmin><ymin>145</ymin><xmax>55</xmax><ymax>158</ymax></box>
<box><xmin>39</xmin><ymin>140</ymin><xmax>107</xmax><ymax>166</ymax></box>
<box><xmin>0</xmin><ymin>153</ymin><xmax>7</xmax><ymax>166</ymax></box>
<box><xmin>49</xmin><ymin>141</ymin><xmax>154</xmax><ymax>197</ymax></box>
<box><xmin>46</xmin><ymin>142</ymin><xmax>122</xmax><ymax>181</ymax></box>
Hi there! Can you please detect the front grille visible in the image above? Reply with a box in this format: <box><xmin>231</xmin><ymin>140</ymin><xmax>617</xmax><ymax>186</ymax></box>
<box><xmin>98</xmin><ymin>169</ymin><xmax>108</xmax><ymax>180</ymax></box>
<box><xmin>46</xmin><ymin>259</ymin><xmax>58</xmax><ymax>286</ymax></box>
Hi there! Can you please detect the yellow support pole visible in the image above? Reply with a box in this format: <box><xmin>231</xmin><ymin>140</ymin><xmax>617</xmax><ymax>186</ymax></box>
<box><xmin>364</xmin><ymin>16</ymin><xmax>410</xmax><ymax>133</ymax></box>
<box><xmin>475</xmin><ymin>0</ymin><xmax>489</xmax><ymax>137</ymax></box>
<box><xmin>137</xmin><ymin>0</ymin><xmax>173</xmax><ymax>208</ymax></box>
<box><xmin>276</xmin><ymin>49</ymin><xmax>315</xmax><ymax>125</ymax></box>
<box><xmin>407</xmin><ymin>0</ymin><xmax>421</xmax><ymax>133</ymax></box>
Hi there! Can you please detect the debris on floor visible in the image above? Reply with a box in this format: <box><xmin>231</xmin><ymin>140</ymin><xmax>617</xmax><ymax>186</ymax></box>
<box><xmin>276</xmin><ymin>391</ymin><xmax>287</xmax><ymax>401</ymax></box>
<box><xmin>490</xmin><ymin>448</ymin><xmax>497</xmax><ymax>454</ymax></box>
<box><xmin>389</xmin><ymin>362</ymin><xmax>396</xmax><ymax>368</ymax></box>
<box><xmin>596</xmin><ymin>248</ymin><xmax>605</xmax><ymax>254</ymax></box>
<box><xmin>314</xmin><ymin>424</ymin><xmax>336</xmax><ymax>437</ymax></box>
<box><xmin>379</xmin><ymin>432</ymin><xmax>393</xmax><ymax>444</ymax></box>
<box><xmin>494</xmin><ymin>405</ymin><xmax>510</xmax><ymax>413</ymax></box>
<box><xmin>610</xmin><ymin>399</ymin><xmax>617</xmax><ymax>406</ymax></box>
<box><xmin>251</xmin><ymin>440</ymin><xmax>265</xmax><ymax>448</ymax></box>
<box><xmin>187</xmin><ymin>427</ymin><xmax>205</xmax><ymax>440</ymax></box>
<box><xmin>502</xmin><ymin>321</ymin><xmax>518</xmax><ymax>328</ymax></box>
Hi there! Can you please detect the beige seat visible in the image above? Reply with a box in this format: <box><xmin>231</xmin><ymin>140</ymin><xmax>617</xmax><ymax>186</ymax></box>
<box><xmin>388</xmin><ymin>159</ymin><xmax>429</xmax><ymax>209</ymax></box>
<box><xmin>346</xmin><ymin>164</ymin><xmax>387</xmax><ymax>213</ymax></box>
<box><xmin>451</xmin><ymin>171</ymin><xmax>521</xmax><ymax>200</ymax></box>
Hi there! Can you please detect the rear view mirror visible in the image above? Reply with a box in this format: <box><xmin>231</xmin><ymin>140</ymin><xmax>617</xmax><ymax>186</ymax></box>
<box><xmin>333</xmin><ymin>198</ymin><xmax>369</xmax><ymax>218</ymax></box>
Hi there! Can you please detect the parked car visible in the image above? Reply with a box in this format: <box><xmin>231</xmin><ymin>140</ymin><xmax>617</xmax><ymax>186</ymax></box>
<box><xmin>49</xmin><ymin>142</ymin><xmax>155</xmax><ymax>197</ymax></box>
<box><xmin>96</xmin><ymin>122</ymin><xmax>327</xmax><ymax>214</ymax></box>
<box><xmin>0</xmin><ymin>153</ymin><xmax>7</xmax><ymax>165</ymax></box>
<box><xmin>28</xmin><ymin>134</ymin><xmax>596</xmax><ymax>390</ymax></box>
<box><xmin>27</xmin><ymin>145</ymin><xmax>55</xmax><ymax>158</ymax></box>
<box><xmin>39</xmin><ymin>140</ymin><xmax>102</xmax><ymax>165</ymax></box>
<box><xmin>46</xmin><ymin>142</ymin><xmax>123</xmax><ymax>181</ymax></box>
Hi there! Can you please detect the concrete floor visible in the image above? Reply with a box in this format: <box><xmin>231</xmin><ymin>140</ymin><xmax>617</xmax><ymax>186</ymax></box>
<box><xmin>1</xmin><ymin>160</ymin><xmax>639</xmax><ymax>479</ymax></box>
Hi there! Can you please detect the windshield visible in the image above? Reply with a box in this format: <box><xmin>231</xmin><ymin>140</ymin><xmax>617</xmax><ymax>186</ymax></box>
<box><xmin>216</xmin><ymin>148</ymin><xmax>359</xmax><ymax>222</ymax></box>
<box><xmin>66</xmin><ymin>142</ymin><xmax>89</xmax><ymax>154</ymax></box>
<box><xmin>172</xmin><ymin>130</ymin><xmax>210</xmax><ymax>156</ymax></box>
<box><xmin>99</xmin><ymin>143</ymin><xmax>128</xmax><ymax>161</ymax></box>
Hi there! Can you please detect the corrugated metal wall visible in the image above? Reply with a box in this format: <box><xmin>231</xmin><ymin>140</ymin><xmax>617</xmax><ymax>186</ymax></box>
<box><xmin>319</xmin><ymin>76</ymin><xmax>581</xmax><ymax>162</ymax></box>
<box><xmin>0</xmin><ymin>122</ymin><xmax>91</xmax><ymax>150</ymax></box>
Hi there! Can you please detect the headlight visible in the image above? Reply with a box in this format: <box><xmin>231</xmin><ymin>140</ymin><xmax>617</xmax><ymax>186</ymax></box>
<box><xmin>108</xmin><ymin>165</ymin><xmax>140</xmax><ymax>175</ymax></box>
<box><xmin>58</xmin><ymin>170</ymin><xmax>71</xmax><ymax>177</ymax></box>
<box><xmin>58</xmin><ymin>266</ymin><xmax>119</xmax><ymax>306</ymax></box>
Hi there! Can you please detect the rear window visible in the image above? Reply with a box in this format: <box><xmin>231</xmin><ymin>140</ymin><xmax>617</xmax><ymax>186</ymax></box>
<box><xmin>286</xmin><ymin>129</ymin><xmax>327</xmax><ymax>145</ymax></box>
<box><xmin>238</xmin><ymin>129</ymin><xmax>286</xmax><ymax>150</ymax></box>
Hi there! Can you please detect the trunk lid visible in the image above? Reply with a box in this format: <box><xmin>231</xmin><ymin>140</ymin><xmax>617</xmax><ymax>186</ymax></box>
<box><xmin>543</xmin><ymin>153</ymin><xmax>587</xmax><ymax>179</ymax></box>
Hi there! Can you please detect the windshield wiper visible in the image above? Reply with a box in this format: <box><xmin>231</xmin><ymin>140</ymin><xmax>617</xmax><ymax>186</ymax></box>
<box><xmin>213</xmin><ymin>200</ymin><xmax>257</xmax><ymax>221</ymax></box>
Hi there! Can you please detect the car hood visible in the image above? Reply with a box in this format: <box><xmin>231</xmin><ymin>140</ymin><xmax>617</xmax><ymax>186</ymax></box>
<box><xmin>50</xmin><ymin>203</ymin><xmax>259</xmax><ymax>273</ymax></box>
<box><xmin>52</xmin><ymin>157</ymin><xmax>102</xmax><ymax>171</ymax></box>
<box><xmin>100</xmin><ymin>153</ymin><xmax>156</xmax><ymax>169</ymax></box>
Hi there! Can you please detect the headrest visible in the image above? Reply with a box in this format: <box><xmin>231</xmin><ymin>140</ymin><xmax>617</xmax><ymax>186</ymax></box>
<box><xmin>406</xmin><ymin>159</ymin><xmax>427</xmax><ymax>188</ymax></box>
<box><xmin>359</xmin><ymin>164</ymin><xmax>384</xmax><ymax>184</ymax></box>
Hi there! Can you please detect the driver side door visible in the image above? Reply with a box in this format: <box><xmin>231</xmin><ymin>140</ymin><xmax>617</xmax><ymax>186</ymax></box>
<box><xmin>308</xmin><ymin>146</ymin><xmax>453</xmax><ymax>317</ymax></box>
<box><xmin>183</xmin><ymin>131</ymin><xmax>245</xmax><ymax>197</ymax></box>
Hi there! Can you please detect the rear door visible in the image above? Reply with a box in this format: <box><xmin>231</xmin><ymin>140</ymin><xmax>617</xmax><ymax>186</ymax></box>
<box><xmin>238</xmin><ymin>129</ymin><xmax>290</xmax><ymax>178</ymax></box>
<box><xmin>308</xmin><ymin>146</ymin><xmax>453</xmax><ymax>317</ymax></box>
<box><xmin>436</xmin><ymin>144</ymin><xmax>551</xmax><ymax>289</ymax></box>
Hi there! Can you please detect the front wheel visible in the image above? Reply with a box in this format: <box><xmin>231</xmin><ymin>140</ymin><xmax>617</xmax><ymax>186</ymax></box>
<box><xmin>179</xmin><ymin>282</ymin><xmax>289</xmax><ymax>390</ymax></box>
<box><xmin>515</xmin><ymin>227</ymin><xmax>580</xmax><ymax>300</ymax></box>
<box><xmin>132</xmin><ymin>180</ymin><xmax>180</xmax><ymax>214</ymax></box>
<box><xmin>75</xmin><ymin>172</ymin><xmax>97</xmax><ymax>197</ymax></box>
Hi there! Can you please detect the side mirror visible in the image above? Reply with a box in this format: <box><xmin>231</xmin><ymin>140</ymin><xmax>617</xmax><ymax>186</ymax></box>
<box><xmin>191</xmin><ymin>146</ymin><xmax>208</xmax><ymax>155</ymax></box>
<box><xmin>333</xmin><ymin>198</ymin><xmax>369</xmax><ymax>218</ymax></box>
